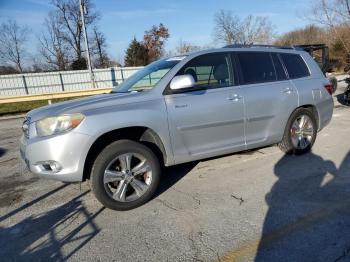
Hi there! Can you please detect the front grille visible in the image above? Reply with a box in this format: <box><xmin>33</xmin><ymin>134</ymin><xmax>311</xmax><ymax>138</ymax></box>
<box><xmin>22</xmin><ymin>116</ymin><xmax>31</xmax><ymax>139</ymax></box>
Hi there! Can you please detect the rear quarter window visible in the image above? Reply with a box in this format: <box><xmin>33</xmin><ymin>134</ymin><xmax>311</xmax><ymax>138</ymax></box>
<box><xmin>280</xmin><ymin>53</ymin><xmax>310</xmax><ymax>79</ymax></box>
<box><xmin>271</xmin><ymin>53</ymin><xmax>287</xmax><ymax>81</ymax></box>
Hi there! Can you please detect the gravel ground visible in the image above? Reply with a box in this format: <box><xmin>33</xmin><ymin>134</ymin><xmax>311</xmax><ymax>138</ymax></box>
<box><xmin>0</xmin><ymin>88</ymin><xmax>349</xmax><ymax>262</ymax></box>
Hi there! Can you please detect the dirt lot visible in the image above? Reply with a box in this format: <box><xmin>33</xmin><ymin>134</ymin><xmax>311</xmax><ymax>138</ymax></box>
<box><xmin>0</xmin><ymin>91</ymin><xmax>350</xmax><ymax>262</ymax></box>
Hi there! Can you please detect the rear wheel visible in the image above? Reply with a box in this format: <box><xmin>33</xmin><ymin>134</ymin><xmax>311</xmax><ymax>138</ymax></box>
<box><xmin>278</xmin><ymin>108</ymin><xmax>317</xmax><ymax>155</ymax></box>
<box><xmin>91</xmin><ymin>140</ymin><xmax>160</xmax><ymax>210</ymax></box>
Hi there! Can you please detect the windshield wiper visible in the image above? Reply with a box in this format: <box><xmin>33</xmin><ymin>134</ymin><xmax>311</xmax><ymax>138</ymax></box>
<box><xmin>110</xmin><ymin>89</ymin><xmax>147</xmax><ymax>94</ymax></box>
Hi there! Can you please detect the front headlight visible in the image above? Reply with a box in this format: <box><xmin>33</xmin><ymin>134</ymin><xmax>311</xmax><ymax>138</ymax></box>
<box><xmin>36</xmin><ymin>113</ymin><xmax>85</xmax><ymax>137</ymax></box>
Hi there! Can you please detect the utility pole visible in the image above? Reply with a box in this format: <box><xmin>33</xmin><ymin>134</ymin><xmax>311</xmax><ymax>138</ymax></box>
<box><xmin>80</xmin><ymin>0</ymin><xmax>96</xmax><ymax>88</ymax></box>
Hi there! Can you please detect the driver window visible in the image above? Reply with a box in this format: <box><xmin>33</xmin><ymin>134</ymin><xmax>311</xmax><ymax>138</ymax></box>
<box><xmin>176</xmin><ymin>53</ymin><xmax>233</xmax><ymax>89</ymax></box>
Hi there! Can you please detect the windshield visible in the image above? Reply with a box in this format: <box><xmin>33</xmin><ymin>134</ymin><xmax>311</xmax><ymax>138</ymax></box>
<box><xmin>113</xmin><ymin>56</ymin><xmax>186</xmax><ymax>93</ymax></box>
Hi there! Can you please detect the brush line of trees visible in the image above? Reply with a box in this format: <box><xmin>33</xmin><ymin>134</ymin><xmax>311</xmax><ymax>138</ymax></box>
<box><xmin>0</xmin><ymin>0</ymin><xmax>349</xmax><ymax>74</ymax></box>
<box><xmin>0</xmin><ymin>0</ymin><xmax>111</xmax><ymax>74</ymax></box>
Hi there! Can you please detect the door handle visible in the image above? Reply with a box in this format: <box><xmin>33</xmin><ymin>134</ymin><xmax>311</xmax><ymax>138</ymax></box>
<box><xmin>283</xmin><ymin>87</ymin><xmax>293</xmax><ymax>94</ymax></box>
<box><xmin>227</xmin><ymin>94</ymin><xmax>242</xmax><ymax>101</ymax></box>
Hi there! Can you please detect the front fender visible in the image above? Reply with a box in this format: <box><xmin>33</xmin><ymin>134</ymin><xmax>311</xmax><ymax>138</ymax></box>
<box><xmin>75</xmin><ymin>99</ymin><xmax>174</xmax><ymax>166</ymax></box>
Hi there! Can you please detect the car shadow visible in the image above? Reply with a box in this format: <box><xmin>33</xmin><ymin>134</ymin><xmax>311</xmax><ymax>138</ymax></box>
<box><xmin>255</xmin><ymin>151</ymin><xmax>350</xmax><ymax>261</ymax></box>
<box><xmin>0</xmin><ymin>184</ymin><xmax>105</xmax><ymax>261</ymax></box>
<box><xmin>153</xmin><ymin>146</ymin><xmax>272</xmax><ymax>199</ymax></box>
<box><xmin>154</xmin><ymin>161</ymin><xmax>199</xmax><ymax>198</ymax></box>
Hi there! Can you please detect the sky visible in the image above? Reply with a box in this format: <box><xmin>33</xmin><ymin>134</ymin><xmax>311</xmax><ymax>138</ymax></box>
<box><xmin>0</xmin><ymin>0</ymin><xmax>311</xmax><ymax>64</ymax></box>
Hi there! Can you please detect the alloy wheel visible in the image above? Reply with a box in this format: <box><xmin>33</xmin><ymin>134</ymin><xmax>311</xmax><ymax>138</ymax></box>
<box><xmin>103</xmin><ymin>153</ymin><xmax>152</xmax><ymax>202</ymax></box>
<box><xmin>290</xmin><ymin>115</ymin><xmax>314</xmax><ymax>150</ymax></box>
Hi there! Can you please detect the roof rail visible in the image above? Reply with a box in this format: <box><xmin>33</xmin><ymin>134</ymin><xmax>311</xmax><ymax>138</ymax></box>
<box><xmin>223</xmin><ymin>44</ymin><xmax>303</xmax><ymax>50</ymax></box>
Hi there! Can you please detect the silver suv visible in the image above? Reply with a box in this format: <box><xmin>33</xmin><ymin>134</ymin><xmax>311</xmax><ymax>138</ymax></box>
<box><xmin>20</xmin><ymin>46</ymin><xmax>334</xmax><ymax>210</ymax></box>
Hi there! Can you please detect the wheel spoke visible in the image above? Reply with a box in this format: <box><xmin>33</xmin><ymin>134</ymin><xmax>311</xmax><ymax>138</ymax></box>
<box><xmin>132</xmin><ymin>160</ymin><xmax>151</xmax><ymax>176</ymax></box>
<box><xmin>299</xmin><ymin>115</ymin><xmax>306</xmax><ymax>128</ymax></box>
<box><xmin>303</xmin><ymin>118</ymin><xmax>311</xmax><ymax>129</ymax></box>
<box><xmin>113</xmin><ymin>180</ymin><xmax>128</xmax><ymax>201</ymax></box>
<box><xmin>104</xmin><ymin>170</ymin><xmax>124</xmax><ymax>184</ymax></box>
<box><xmin>119</xmin><ymin>154</ymin><xmax>132</xmax><ymax>171</ymax></box>
<box><xmin>302</xmin><ymin>127</ymin><xmax>313</xmax><ymax>136</ymax></box>
<box><xmin>129</xmin><ymin>179</ymin><xmax>148</xmax><ymax>196</ymax></box>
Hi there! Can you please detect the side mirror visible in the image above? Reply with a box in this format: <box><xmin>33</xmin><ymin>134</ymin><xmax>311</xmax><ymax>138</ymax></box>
<box><xmin>170</xmin><ymin>75</ymin><xmax>195</xmax><ymax>90</ymax></box>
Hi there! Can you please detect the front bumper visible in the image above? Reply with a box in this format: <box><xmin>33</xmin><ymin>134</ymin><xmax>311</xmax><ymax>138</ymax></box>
<box><xmin>20</xmin><ymin>131</ymin><xmax>92</xmax><ymax>182</ymax></box>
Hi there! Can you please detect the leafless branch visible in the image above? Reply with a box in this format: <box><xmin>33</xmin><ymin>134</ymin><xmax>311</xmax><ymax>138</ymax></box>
<box><xmin>38</xmin><ymin>12</ymin><xmax>70</xmax><ymax>70</ymax></box>
<box><xmin>213</xmin><ymin>10</ymin><xmax>275</xmax><ymax>45</ymax></box>
<box><xmin>0</xmin><ymin>20</ymin><xmax>29</xmax><ymax>72</ymax></box>
<box><xmin>306</xmin><ymin>0</ymin><xmax>350</xmax><ymax>54</ymax></box>
<box><xmin>176</xmin><ymin>40</ymin><xmax>200</xmax><ymax>54</ymax></box>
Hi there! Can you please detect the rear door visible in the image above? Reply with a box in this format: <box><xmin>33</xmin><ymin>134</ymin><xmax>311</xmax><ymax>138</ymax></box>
<box><xmin>234</xmin><ymin>51</ymin><xmax>298</xmax><ymax>147</ymax></box>
<box><xmin>164</xmin><ymin>52</ymin><xmax>245</xmax><ymax>164</ymax></box>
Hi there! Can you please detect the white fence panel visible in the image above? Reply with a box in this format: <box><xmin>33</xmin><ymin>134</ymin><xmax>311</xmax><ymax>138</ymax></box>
<box><xmin>0</xmin><ymin>66</ymin><xmax>143</xmax><ymax>96</ymax></box>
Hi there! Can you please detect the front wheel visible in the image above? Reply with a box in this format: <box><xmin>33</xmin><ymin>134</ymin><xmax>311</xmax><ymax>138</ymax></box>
<box><xmin>278</xmin><ymin>108</ymin><xmax>317</xmax><ymax>155</ymax></box>
<box><xmin>91</xmin><ymin>140</ymin><xmax>161</xmax><ymax>211</ymax></box>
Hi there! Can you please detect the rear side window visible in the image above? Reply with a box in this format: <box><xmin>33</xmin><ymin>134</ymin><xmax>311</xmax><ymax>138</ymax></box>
<box><xmin>236</xmin><ymin>52</ymin><xmax>276</xmax><ymax>84</ymax></box>
<box><xmin>280</xmin><ymin>53</ymin><xmax>310</xmax><ymax>79</ymax></box>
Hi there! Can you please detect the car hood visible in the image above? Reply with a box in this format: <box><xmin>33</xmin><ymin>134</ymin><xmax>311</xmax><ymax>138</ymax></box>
<box><xmin>27</xmin><ymin>91</ymin><xmax>152</xmax><ymax>122</ymax></box>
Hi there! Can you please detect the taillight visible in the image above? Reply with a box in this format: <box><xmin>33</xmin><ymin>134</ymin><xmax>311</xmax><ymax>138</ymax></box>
<box><xmin>324</xmin><ymin>84</ymin><xmax>333</xmax><ymax>95</ymax></box>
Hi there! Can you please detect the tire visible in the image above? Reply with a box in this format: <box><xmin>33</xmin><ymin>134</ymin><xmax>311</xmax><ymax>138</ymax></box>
<box><xmin>278</xmin><ymin>108</ymin><xmax>317</xmax><ymax>155</ymax></box>
<box><xmin>91</xmin><ymin>139</ymin><xmax>161</xmax><ymax>211</ymax></box>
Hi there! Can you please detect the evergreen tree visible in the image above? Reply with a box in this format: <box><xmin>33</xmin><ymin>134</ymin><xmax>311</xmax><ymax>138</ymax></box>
<box><xmin>124</xmin><ymin>38</ymin><xmax>148</xmax><ymax>66</ymax></box>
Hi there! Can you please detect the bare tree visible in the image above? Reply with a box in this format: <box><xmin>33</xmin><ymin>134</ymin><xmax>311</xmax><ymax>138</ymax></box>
<box><xmin>30</xmin><ymin>57</ymin><xmax>49</xmax><ymax>73</ymax></box>
<box><xmin>176</xmin><ymin>40</ymin><xmax>200</xmax><ymax>54</ymax></box>
<box><xmin>0</xmin><ymin>20</ymin><xmax>29</xmax><ymax>72</ymax></box>
<box><xmin>38</xmin><ymin>12</ymin><xmax>69</xmax><ymax>70</ymax></box>
<box><xmin>307</xmin><ymin>0</ymin><xmax>350</xmax><ymax>54</ymax></box>
<box><xmin>213</xmin><ymin>10</ymin><xmax>240</xmax><ymax>45</ymax></box>
<box><xmin>91</xmin><ymin>26</ymin><xmax>110</xmax><ymax>68</ymax></box>
<box><xmin>38</xmin><ymin>0</ymin><xmax>109</xmax><ymax>70</ymax></box>
<box><xmin>51</xmin><ymin>0</ymin><xmax>99</xmax><ymax>60</ymax></box>
<box><xmin>213</xmin><ymin>10</ymin><xmax>275</xmax><ymax>45</ymax></box>
<box><xmin>241</xmin><ymin>15</ymin><xmax>275</xmax><ymax>44</ymax></box>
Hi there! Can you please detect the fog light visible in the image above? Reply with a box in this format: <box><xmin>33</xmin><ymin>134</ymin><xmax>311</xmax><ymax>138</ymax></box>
<box><xmin>36</xmin><ymin>161</ymin><xmax>62</xmax><ymax>173</ymax></box>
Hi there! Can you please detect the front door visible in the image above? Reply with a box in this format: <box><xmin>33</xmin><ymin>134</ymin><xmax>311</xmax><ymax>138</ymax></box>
<box><xmin>164</xmin><ymin>53</ymin><xmax>245</xmax><ymax>164</ymax></box>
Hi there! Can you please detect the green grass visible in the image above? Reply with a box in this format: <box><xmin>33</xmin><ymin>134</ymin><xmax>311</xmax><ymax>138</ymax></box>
<box><xmin>0</xmin><ymin>97</ymin><xmax>83</xmax><ymax>116</ymax></box>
